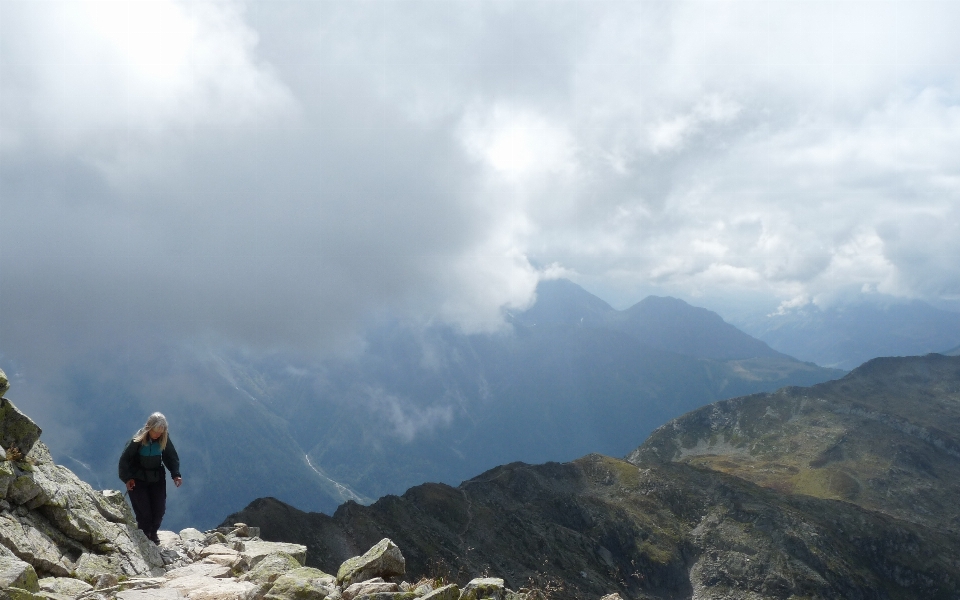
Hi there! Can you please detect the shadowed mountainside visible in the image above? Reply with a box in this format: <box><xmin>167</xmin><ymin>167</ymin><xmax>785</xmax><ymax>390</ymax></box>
<box><xmin>224</xmin><ymin>354</ymin><xmax>960</xmax><ymax>599</ymax></box>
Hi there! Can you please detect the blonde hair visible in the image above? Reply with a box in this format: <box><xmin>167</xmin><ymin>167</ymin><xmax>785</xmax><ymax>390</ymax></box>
<box><xmin>133</xmin><ymin>412</ymin><xmax>169</xmax><ymax>449</ymax></box>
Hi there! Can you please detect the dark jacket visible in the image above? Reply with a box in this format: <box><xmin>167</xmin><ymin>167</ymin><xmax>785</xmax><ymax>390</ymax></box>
<box><xmin>118</xmin><ymin>436</ymin><xmax>181</xmax><ymax>484</ymax></box>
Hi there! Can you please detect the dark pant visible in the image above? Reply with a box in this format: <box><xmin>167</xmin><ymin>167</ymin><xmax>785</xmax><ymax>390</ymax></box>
<box><xmin>129</xmin><ymin>479</ymin><xmax>166</xmax><ymax>543</ymax></box>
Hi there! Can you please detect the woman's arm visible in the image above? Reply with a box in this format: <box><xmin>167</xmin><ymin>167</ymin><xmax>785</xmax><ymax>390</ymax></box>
<box><xmin>163</xmin><ymin>438</ymin><xmax>182</xmax><ymax>486</ymax></box>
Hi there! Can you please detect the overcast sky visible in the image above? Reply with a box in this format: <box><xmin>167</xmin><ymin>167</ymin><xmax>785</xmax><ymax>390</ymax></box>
<box><xmin>3</xmin><ymin>0</ymin><xmax>960</xmax><ymax>370</ymax></box>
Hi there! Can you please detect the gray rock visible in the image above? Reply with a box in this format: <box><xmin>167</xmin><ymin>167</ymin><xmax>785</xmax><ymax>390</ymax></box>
<box><xmin>93</xmin><ymin>573</ymin><xmax>119</xmax><ymax>590</ymax></box>
<box><xmin>343</xmin><ymin>579</ymin><xmax>397</xmax><ymax>600</ymax></box>
<box><xmin>263</xmin><ymin>567</ymin><xmax>337</xmax><ymax>600</ymax></box>
<box><xmin>96</xmin><ymin>490</ymin><xmax>132</xmax><ymax>524</ymax></box>
<box><xmin>238</xmin><ymin>552</ymin><xmax>301</xmax><ymax>586</ymax></box>
<box><xmin>0</xmin><ymin>369</ymin><xmax>9</xmax><ymax>397</ymax></box>
<box><xmin>2</xmin><ymin>587</ymin><xmax>47</xmax><ymax>600</ymax></box>
<box><xmin>161</xmin><ymin>574</ymin><xmax>258</xmax><ymax>600</ymax></box>
<box><xmin>0</xmin><ymin>463</ymin><xmax>16</xmax><ymax>502</ymax></box>
<box><xmin>238</xmin><ymin>541</ymin><xmax>307</xmax><ymax>568</ymax></box>
<box><xmin>37</xmin><ymin>577</ymin><xmax>93</xmax><ymax>597</ymax></box>
<box><xmin>165</xmin><ymin>562</ymin><xmax>232</xmax><ymax>581</ymax></box>
<box><xmin>336</xmin><ymin>539</ymin><xmax>405</xmax><ymax>587</ymax></box>
<box><xmin>7</xmin><ymin>477</ymin><xmax>44</xmax><ymax>508</ymax></box>
<box><xmin>0</xmin><ymin>555</ymin><xmax>38</xmax><ymax>592</ymax></box>
<box><xmin>117</xmin><ymin>590</ymin><xmax>185</xmax><ymax>600</ymax></box>
<box><xmin>458</xmin><ymin>578</ymin><xmax>504</xmax><ymax>600</ymax></box>
<box><xmin>178</xmin><ymin>528</ymin><xmax>205</xmax><ymax>544</ymax></box>
<box><xmin>0</xmin><ymin>512</ymin><xmax>77</xmax><ymax>576</ymax></box>
<box><xmin>420</xmin><ymin>585</ymin><xmax>459</xmax><ymax>600</ymax></box>
<box><xmin>0</xmin><ymin>399</ymin><xmax>41</xmax><ymax>456</ymax></box>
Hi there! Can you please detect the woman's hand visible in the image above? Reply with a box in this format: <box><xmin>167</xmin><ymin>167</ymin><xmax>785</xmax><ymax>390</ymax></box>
<box><xmin>174</xmin><ymin>477</ymin><xmax>183</xmax><ymax>488</ymax></box>
<box><xmin>126</xmin><ymin>479</ymin><xmax>136</xmax><ymax>491</ymax></box>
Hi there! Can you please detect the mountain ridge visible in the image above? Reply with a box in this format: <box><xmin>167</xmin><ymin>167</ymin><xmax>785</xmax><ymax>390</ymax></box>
<box><xmin>224</xmin><ymin>353</ymin><xmax>960</xmax><ymax>599</ymax></box>
<box><xmin>22</xmin><ymin>279</ymin><xmax>842</xmax><ymax>530</ymax></box>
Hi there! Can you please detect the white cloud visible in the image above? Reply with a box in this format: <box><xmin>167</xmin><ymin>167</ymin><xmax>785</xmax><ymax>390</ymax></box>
<box><xmin>4</xmin><ymin>0</ymin><xmax>960</xmax><ymax>376</ymax></box>
<box><xmin>460</xmin><ymin>103</ymin><xmax>578</xmax><ymax>179</ymax></box>
<box><xmin>0</xmin><ymin>0</ymin><xmax>294</xmax><ymax>163</ymax></box>
<box><xmin>360</xmin><ymin>386</ymin><xmax>454</xmax><ymax>444</ymax></box>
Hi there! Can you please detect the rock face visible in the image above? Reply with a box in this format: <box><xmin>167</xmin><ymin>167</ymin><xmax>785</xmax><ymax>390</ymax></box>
<box><xmin>226</xmin><ymin>355</ymin><xmax>960</xmax><ymax>599</ymax></box>
<box><xmin>0</xmin><ymin>395</ymin><xmax>164</xmax><ymax>583</ymax></box>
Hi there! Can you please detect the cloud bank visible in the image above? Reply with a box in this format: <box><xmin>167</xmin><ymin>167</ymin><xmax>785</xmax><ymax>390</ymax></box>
<box><xmin>3</xmin><ymin>0</ymin><xmax>960</xmax><ymax>369</ymax></box>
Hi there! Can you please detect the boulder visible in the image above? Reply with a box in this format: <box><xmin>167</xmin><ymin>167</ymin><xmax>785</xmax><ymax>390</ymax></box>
<box><xmin>98</xmin><ymin>490</ymin><xmax>134</xmax><ymax>524</ymax></box>
<box><xmin>239</xmin><ymin>552</ymin><xmax>302</xmax><ymax>586</ymax></box>
<box><xmin>238</xmin><ymin>541</ymin><xmax>307</xmax><ymax>568</ymax></box>
<box><xmin>419</xmin><ymin>585</ymin><xmax>459</xmax><ymax>600</ymax></box>
<box><xmin>342</xmin><ymin>579</ymin><xmax>397</xmax><ymax>600</ymax></box>
<box><xmin>0</xmin><ymin>368</ymin><xmax>9</xmax><ymax>397</ymax></box>
<box><xmin>178</xmin><ymin>529</ymin><xmax>206</xmax><ymax>544</ymax></box>
<box><xmin>0</xmin><ymin>513</ymin><xmax>78</xmax><ymax>576</ymax></box>
<box><xmin>0</xmin><ymin>399</ymin><xmax>41</xmax><ymax>456</ymax></box>
<box><xmin>117</xmin><ymin>591</ymin><xmax>186</xmax><ymax>600</ymax></box>
<box><xmin>262</xmin><ymin>567</ymin><xmax>338</xmax><ymax>600</ymax></box>
<box><xmin>165</xmin><ymin>562</ymin><xmax>233</xmax><ymax>580</ymax></box>
<box><xmin>37</xmin><ymin>576</ymin><xmax>93</xmax><ymax>597</ymax></box>
<box><xmin>7</xmin><ymin>476</ymin><xmax>44</xmax><ymax>507</ymax></box>
<box><xmin>161</xmin><ymin>574</ymin><xmax>258</xmax><ymax>600</ymax></box>
<box><xmin>458</xmin><ymin>578</ymin><xmax>505</xmax><ymax>600</ymax></box>
<box><xmin>2</xmin><ymin>588</ymin><xmax>47</xmax><ymax>600</ymax></box>
<box><xmin>336</xmin><ymin>539</ymin><xmax>404</xmax><ymax>587</ymax></box>
<box><xmin>0</xmin><ymin>555</ymin><xmax>39</xmax><ymax>592</ymax></box>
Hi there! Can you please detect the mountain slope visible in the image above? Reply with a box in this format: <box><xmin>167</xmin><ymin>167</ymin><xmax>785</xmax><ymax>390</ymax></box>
<box><xmin>631</xmin><ymin>353</ymin><xmax>960</xmax><ymax>534</ymax></box>
<box><xmin>36</xmin><ymin>280</ymin><xmax>841</xmax><ymax>530</ymax></box>
<box><xmin>609</xmin><ymin>295</ymin><xmax>786</xmax><ymax>361</ymax></box>
<box><xmin>226</xmin><ymin>458</ymin><xmax>960</xmax><ymax>599</ymax></box>
<box><xmin>224</xmin><ymin>354</ymin><xmax>960</xmax><ymax>599</ymax></box>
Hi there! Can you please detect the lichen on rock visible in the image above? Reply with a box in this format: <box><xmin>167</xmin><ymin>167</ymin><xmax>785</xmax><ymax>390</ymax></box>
<box><xmin>336</xmin><ymin>539</ymin><xmax>404</xmax><ymax>587</ymax></box>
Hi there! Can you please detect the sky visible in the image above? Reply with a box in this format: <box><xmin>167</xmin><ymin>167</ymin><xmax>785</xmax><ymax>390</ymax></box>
<box><xmin>3</xmin><ymin>0</ymin><xmax>960</xmax><ymax>380</ymax></box>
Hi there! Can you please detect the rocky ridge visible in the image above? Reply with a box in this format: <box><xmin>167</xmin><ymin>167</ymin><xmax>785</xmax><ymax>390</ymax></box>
<box><xmin>226</xmin><ymin>354</ymin><xmax>960</xmax><ymax>599</ymax></box>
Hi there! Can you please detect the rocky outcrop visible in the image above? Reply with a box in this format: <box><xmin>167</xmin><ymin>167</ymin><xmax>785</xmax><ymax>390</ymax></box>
<box><xmin>1</xmin><ymin>387</ymin><xmax>163</xmax><ymax>585</ymax></box>
<box><xmin>337</xmin><ymin>539</ymin><xmax>404</xmax><ymax>587</ymax></box>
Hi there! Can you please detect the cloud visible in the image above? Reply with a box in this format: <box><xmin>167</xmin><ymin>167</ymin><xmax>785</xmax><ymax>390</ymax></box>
<box><xmin>0</xmin><ymin>0</ymin><xmax>294</xmax><ymax>164</ymax></box>
<box><xmin>4</xmin><ymin>0</ymin><xmax>960</xmax><ymax>386</ymax></box>
<box><xmin>360</xmin><ymin>386</ymin><xmax>454</xmax><ymax>444</ymax></box>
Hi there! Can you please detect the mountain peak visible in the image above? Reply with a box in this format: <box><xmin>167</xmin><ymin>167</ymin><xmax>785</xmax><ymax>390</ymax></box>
<box><xmin>513</xmin><ymin>278</ymin><xmax>614</xmax><ymax>326</ymax></box>
<box><xmin>611</xmin><ymin>295</ymin><xmax>786</xmax><ymax>361</ymax></box>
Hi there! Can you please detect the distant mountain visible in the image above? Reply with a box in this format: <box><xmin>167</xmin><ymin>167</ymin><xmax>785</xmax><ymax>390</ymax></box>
<box><xmin>224</xmin><ymin>354</ymin><xmax>960</xmax><ymax>599</ymax></box>
<box><xmin>632</xmin><ymin>352</ymin><xmax>960</xmax><ymax>534</ymax></box>
<box><xmin>46</xmin><ymin>279</ymin><xmax>841</xmax><ymax>530</ymax></box>
<box><xmin>738</xmin><ymin>298</ymin><xmax>960</xmax><ymax>369</ymax></box>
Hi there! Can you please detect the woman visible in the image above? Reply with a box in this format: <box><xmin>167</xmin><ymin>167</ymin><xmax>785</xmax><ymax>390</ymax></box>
<box><xmin>118</xmin><ymin>412</ymin><xmax>183</xmax><ymax>544</ymax></box>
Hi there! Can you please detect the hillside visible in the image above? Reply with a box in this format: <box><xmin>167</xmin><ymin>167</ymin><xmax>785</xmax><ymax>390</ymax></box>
<box><xmin>224</xmin><ymin>354</ymin><xmax>960</xmax><ymax>599</ymax></box>
<box><xmin>40</xmin><ymin>279</ymin><xmax>841</xmax><ymax>529</ymax></box>
<box><xmin>631</xmin><ymin>353</ymin><xmax>960</xmax><ymax>534</ymax></box>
